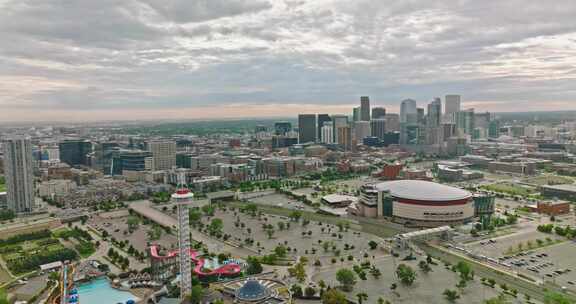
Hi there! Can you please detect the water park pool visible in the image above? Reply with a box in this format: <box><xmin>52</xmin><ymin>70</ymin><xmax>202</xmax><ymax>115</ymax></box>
<box><xmin>76</xmin><ymin>277</ymin><xmax>138</xmax><ymax>304</ymax></box>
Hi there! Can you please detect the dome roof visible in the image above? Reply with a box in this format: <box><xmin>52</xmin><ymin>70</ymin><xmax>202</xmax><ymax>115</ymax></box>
<box><xmin>236</xmin><ymin>279</ymin><xmax>271</xmax><ymax>302</ymax></box>
<box><xmin>375</xmin><ymin>180</ymin><xmax>471</xmax><ymax>202</ymax></box>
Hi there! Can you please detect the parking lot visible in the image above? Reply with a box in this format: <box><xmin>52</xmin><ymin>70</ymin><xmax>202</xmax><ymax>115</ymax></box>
<box><xmin>465</xmin><ymin>230</ymin><xmax>563</xmax><ymax>258</ymax></box>
<box><xmin>198</xmin><ymin>207</ymin><xmax>388</xmax><ymax>263</ymax></box>
<box><xmin>511</xmin><ymin>242</ymin><xmax>576</xmax><ymax>290</ymax></box>
<box><xmin>248</xmin><ymin>193</ymin><xmax>316</xmax><ymax>212</ymax></box>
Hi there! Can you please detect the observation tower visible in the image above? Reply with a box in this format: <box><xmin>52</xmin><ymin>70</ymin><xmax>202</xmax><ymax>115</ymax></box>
<box><xmin>171</xmin><ymin>174</ymin><xmax>193</xmax><ymax>300</ymax></box>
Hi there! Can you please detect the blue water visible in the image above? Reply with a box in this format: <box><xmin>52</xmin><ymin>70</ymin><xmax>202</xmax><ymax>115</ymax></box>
<box><xmin>76</xmin><ymin>277</ymin><xmax>136</xmax><ymax>304</ymax></box>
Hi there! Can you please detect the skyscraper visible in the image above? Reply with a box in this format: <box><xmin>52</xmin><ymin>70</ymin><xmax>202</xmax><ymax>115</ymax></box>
<box><xmin>455</xmin><ymin>109</ymin><xmax>475</xmax><ymax>136</ymax></box>
<box><xmin>370</xmin><ymin>119</ymin><xmax>386</xmax><ymax>140</ymax></box>
<box><xmin>147</xmin><ymin>140</ymin><xmax>177</xmax><ymax>170</ymax></box>
<box><xmin>417</xmin><ymin>108</ymin><xmax>425</xmax><ymax>125</ymax></box>
<box><xmin>336</xmin><ymin>125</ymin><xmax>352</xmax><ymax>151</ymax></box>
<box><xmin>354</xmin><ymin>121</ymin><xmax>371</xmax><ymax>141</ymax></box>
<box><xmin>321</xmin><ymin>121</ymin><xmax>334</xmax><ymax>144</ymax></box>
<box><xmin>372</xmin><ymin>107</ymin><xmax>386</xmax><ymax>119</ymax></box>
<box><xmin>360</xmin><ymin>96</ymin><xmax>371</xmax><ymax>121</ymax></box>
<box><xmin>384</xmin><ymin>114</ymin><xmax>400</xmax><ymax>132</ymax></box>
<box><xmin>400</xmin><ymin>99</ymin><xmax>417</xmax><ymax>124</ymax></box>
<box><xmin>3</xmin><ymin>137</ymin><xmax>35</xmax><ymax>213</ymax></box>
<box><xmin>298</xmin><ymin>114</ymin><xmax>317</xmax><ymax>143</ymax></box>
<box><xmin>427</xmin><ymin>98</ymin><xmax>442</xmax><ymax>128</ymax></box>
<box><xmin>445</xmin><ymin>95</ymin><xmax>461</xmax><ymax>116</ymax></box>
<box><xmin>352</xmin><ymin>107</ymin><xmax>360</xmax><ymax>122</ymax></box>
<box><xmin>59</xmin><ymin>140</ymin><xmax>92</xmax><ymax>167</ymax></box>
<box><xmin>331</xmin><ymin>115</ymin><xmax>349</xmax><ymax>143</ymax></box>
<box><xmin>317</xmin><ymin>114</ymin><xmax>331</xmax><ymax>141</ymax></box>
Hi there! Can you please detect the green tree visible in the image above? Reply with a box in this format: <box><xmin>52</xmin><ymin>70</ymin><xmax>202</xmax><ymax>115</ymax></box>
<box><xmin>544</xmin><ymin>292</ymin><xmax>574</xmax><ymax>304</ymax></box>
<box><xmin>336</xmin><ymin>268</ymin><xmax>357</xmax><ymax>291</ymax></box>
<box><xmin>187</xmin><ymin>285</ymin><xmax>204</xmax><ymax>304</ymax></box>
<box><xmin>443</xmin><ymin>289</ymin><xmax>460</xmax><ymax>302</ymax></box>
<box><xmin>484</xmin><ymin>294</ymin><xmax>510</xmax><ymax>304</ymax></box>
<box><xmin>289</xmin><ymin>210</ymin><xmax>302</xmax><ymax>222</ymax></box>
<box><xmin>207</xmin><ymin>218</ymin><xmax>224</xmax><ymax>235</ymax></box>
<box><xmin>246</xmin><ymin>256</ymin><xmax>263</xmax><ymax>275</ymax></box>
<box><xmin>419</xmin><ymin>260</ymin><xmax>432</xmax><ymax>273</ymax></box>
<box><xmin>455</xmin><ymin>261</ymin><xmax>473</xmax><ymax>281</ymax></box>
<box><xmin>126</xmin><ymin>216</ymin><xmax>139</xmax><ymax>231</ymax></box>
<box><xmin>274</xmin><ymin>244</ymin><xmax>288</xmax><ymax>257</ymax></box>
<box><xmin>322</xmin><ymin>289</ymin><xmax>347</xmax><ymax>304</ymax></box>
<box><xmin>368</xmin><ymin>240</ymin><xmax>378</xmax><ymax>250</ymax></box>
<box><xmin>304</xmin><ymin>286</ymin><xmax>316</xmax><ymax>298</ymax></box>
<box><xmin>396</xmin><ymin>264</ymin><xmax>417</xmax><ymax>286</ymax></box>
<box><xmin>356</xmin><ymin>292</ymin><xmax>368</xmax><ymax>304</ymax></box>
<box><xmin>291</xmin><ymin>285</ymin><xmax>303</xmax><ymax>298</ymax></box>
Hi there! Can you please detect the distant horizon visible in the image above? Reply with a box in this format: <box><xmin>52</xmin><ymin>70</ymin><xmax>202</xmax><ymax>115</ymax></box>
<box><xmin>1</xmin><ymin>105</ymin><xmax>576</xmax><ymax>126</ymax></box>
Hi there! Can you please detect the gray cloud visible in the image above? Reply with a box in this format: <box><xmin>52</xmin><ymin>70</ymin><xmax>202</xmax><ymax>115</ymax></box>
<box><xmin>0</xmin><ymin>0</ymin><xmax>575</xmax><ymax>120</ymax></box>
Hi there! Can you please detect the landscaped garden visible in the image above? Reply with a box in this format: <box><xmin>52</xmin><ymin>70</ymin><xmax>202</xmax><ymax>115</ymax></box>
<box><xmin>0</xmin><ymin>230</ymin><xmax>77</xmax><ymax>275</ymax></box>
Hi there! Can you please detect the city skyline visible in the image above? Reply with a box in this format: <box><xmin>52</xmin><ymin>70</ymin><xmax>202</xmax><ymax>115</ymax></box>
<box><xmin>1</xmin><ymin>0</ymin><xmax>576</xmax><ymax>122</ymax></box>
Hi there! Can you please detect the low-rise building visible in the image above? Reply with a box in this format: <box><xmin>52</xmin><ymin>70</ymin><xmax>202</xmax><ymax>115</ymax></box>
<box><xmin>37</xmin><ymin>179</ymin><xmax>77</xmax><ymax>198</ymax></box>
<box><xmin>541</xmin><ymin>184</ymin><xmax>576</xmax><ymax>201</ymax></box>
<box><xmin>535</xmin><ymin>200</ymin><xmax>571</xmax><ymax>216</ymax></box>
<box><xmin>488</xmin><ymin>161</ymin><xmax>536</xmax><ymax>175</ymax></box>
<box><xmin>321</xmin><ymin>194</ymin><xmax>357</xmax><ymax>208</ymax></box>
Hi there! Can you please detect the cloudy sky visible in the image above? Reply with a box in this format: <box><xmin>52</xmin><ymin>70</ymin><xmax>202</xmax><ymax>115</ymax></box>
<box><xmin>1</xmin><ymin>0</ymin><xmax>575</xmax><ymax>122</ymax></box>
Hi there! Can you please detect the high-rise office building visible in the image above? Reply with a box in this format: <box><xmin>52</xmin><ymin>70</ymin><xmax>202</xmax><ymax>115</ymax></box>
<box><xmin>445</xmin><ymin>95</ymin><xmax>461</xmax><ymax>116</ymax></box>
<box><xmin>354</xmin><ymin>121</ymin><xmax>371</xmax><ymax>141</ymax></box>
<box><xmin>336</xmin><ymin>125</ymin><xmax>352</xmax><ymax>151</ymax></box>
<box><xmin>372</xmin><ymin>107</ymin><xmax>386</xmax><ymax>119</ymax></box>
<box><xmin>298</xmin><ymin>114</ymin><xmax>317</xmax><ymax>143</ymax></box>
<box><xmin>427</xmin><ymin>98</ymin><xmax>442</xmax><ymax>128</ymax></box>
<box><xmin>93</xmin><ymin>142</ymin><xmax>119</xmax><ymax>174</ymax></box>
<box><xmin>384</xmin><ymin>114</ymin><xmax>400</xmax><ymax>132</ymax></box>
<box><xmin>331</xmin><ymin>115</ymin><xmax>349</xmax><ymax>143</ymax></box>
<box><xmin>3</xmin><ymin>137</ymin><xmax>35</xmax><ymax>213</ymax></box>
<box><xmin>360</xmin><ymin>96</ymin><xmax>371</xmax><ymax>121</ymax></box>
<box><xmin>488</xmin><ymin>120</ymin><xmax>501</xmax><ymax>138</ymax></box>
<box><xmin>317</xmin><ymin>114</ymin><xmax>331</xmax><ymax>141</ymax></box>
<box><xmin>147</xmin><ymin>140</ymin><xmax>176</xmax><ymax>170</ymax></box>
<box><xmin>370</xmin><ymin>119</ymin><xmax>386</xmax><ymax>140</ymax></box>
<box><xmin>400</xmin><ymin>99</ymin><xmax>418</xmax><ymax>124</ymax></box>
<box><xmin>417</xmin><ymin>108</ymin><xmax>425</xmax><ymax>125</ymax></box>
<box><xmin>59</xmin><ymin>140</ymin><xmax>92</xmax><ymax>167</ymax></box>
<box><xmin>274</xmin><ymin>121</ymin><xmax>292</xmax><ymax>136</ymax></box>
<box><xmin>402</xmin><ymin>125</ymin><xmax>422</xmax><ymax>145</ymax></box>
<box><xmin>455</xmin><ymin>109</ymin><xmax>475</xmax><ymax>136</ymax></box>
<box><xmin>111</xmin><ymin>150</ymin><xmax>153</xmax><ymax>175</ymax></box>
<box><xmin>321</xmin><ymin>122</ymin><xmax>334</xmax><ymax>144</ymax></box>
<box><xmin>352</xmin><ymin>107</ymin><xmax>360</xmax><ymax>122</ymax></box>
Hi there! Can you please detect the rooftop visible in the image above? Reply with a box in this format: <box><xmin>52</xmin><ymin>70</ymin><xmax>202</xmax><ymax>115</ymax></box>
<box><xmin>375</xmin><ymin>180</ymin><xmax>471</xmax><ymax>201</ymax></box>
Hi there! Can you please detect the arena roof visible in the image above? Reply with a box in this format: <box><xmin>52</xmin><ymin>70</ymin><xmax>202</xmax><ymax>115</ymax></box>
<box><xmin>375</xmin><ymin>180</ymin><xmax>471</xmax><ymax>202</ymax></box>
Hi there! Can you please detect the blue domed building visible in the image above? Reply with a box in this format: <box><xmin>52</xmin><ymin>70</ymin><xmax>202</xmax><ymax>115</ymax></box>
<box><xmin>223</xmin><ymin>277</ymin><xmax>290</xmax><ymax>304</ymax></box>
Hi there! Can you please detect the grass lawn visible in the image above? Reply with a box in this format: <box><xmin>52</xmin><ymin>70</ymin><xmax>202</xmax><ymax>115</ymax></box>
<box><xmin>523</xmin><ymin>175</ymin><xmax>574</xmax><ymax>186</ymax></box>
<box><xmin>0</xmin><ymin>183</ymin><xmax>5</xmax><ymax>192</ymax></box>
<box><xmin>481</xmin><ymin>183</ymin><xmax>535</xmax><ymax>196</ymax></box>
<box><xmin>0</xmin><ymin>265</ymin><xmax>12</xmax><ymax>285</ymax></box>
